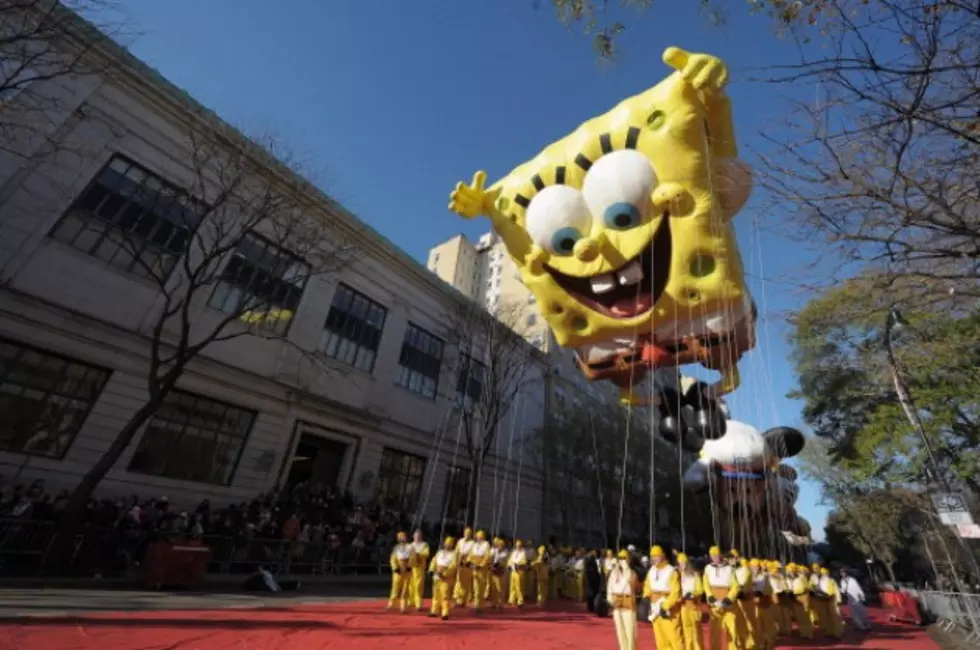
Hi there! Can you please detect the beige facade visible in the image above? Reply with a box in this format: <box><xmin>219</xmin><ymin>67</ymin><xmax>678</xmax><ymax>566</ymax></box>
<box><xmin>0</xmin><ymin>15</ymin><xmax>545</xmax><ymax>537</ymax></box>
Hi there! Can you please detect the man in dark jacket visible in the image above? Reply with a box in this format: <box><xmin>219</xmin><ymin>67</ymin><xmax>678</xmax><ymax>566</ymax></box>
<box><xmin>585</xmin><ymin>549</ymin><xmax>603</xmax><ymax>613</ymax></box>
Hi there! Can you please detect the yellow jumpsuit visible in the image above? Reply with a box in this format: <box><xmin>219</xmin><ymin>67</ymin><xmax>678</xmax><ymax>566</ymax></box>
<box><xmin>488</xmin><ymin>546</ymin><xmax>509</xmax><ymax>608</ymax></box>
<box><xmin>524</xmin><ymin>542</ymin><xmax>538</xmax><ymax>601</ymax></box>
<box><xmin>643</xmin><ymin>562</ymin><xmax>684</xmax><ymax>650</ymax></box>
<box><xmin>409</xmin><ymin>540</ymin><xmax>429</xmax><ymax>610</ymax></box>
<box><xmin>679</xmin><ymin>569</ymin><xmax>705</xmax><ymax>650</ymax></box>
<box><xmin>508</xmin><ymin>546</ymin><xmax>529</xmax><ymax>605</ymax></box>
<box><xmin>524</xmin><ymin>546</ymin><xmax>537</xmax><ymax>602</ymax></box>
<box><xmin>387</xmin><ymin>542</ymin><xmax>413</xmax><ymax>611</ymax></box>
<box><xmin>808</xmin><ymin>572</ymin><xmax>824</xmax><ymax>634</ymax></box>
<box><xmin>790</xmin><ymin>574</ymin><xmax>814</xmax><ymax>638</ymax></box>
<box><xmin>469</xmin><ymin>539</ymin><xmax>491</xmax><ymax>610</ymax></box>
<box><xmin>454</xmin><ymin>537</ymin><xmax>475</xmax><ymax>606</ymax></box>
<box><xmin>816</xmin><ymin>575</ymin><xmax>845</xmax><ymax>638</ymax></box>
<box><xmin>703</xmin><ymin>564</ymin><xmax>743</xmax><ymax>650</ymax></box>
<box><xmin>429</xmin><ymin>549</ymin><xmax>457</xmax><ymax>619</ymax></box>
<box><xmin>752</xmin><ymin>573</ymin><xmax>776</xmax><ymax>650</ymax></box>
<box><xmin>768</xmin><ymin>574</ymin><xmax>793</xmax><ymax>636</ymax></box>
<box><xmin>734</xmin><ymin>565</ymin><xmax>757</xmax><ymax>649</ymax></box>
<box><xmin>532</xmin><ymin>549</ymin><xmax>549</xmax><ymax>604</ymax></box>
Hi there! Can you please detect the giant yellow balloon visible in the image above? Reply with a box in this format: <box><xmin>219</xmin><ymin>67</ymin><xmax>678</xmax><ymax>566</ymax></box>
<box><xmin>449</xmin><ymin>47</ymin><xmax>755</xmax><ymax>416</ymax></box>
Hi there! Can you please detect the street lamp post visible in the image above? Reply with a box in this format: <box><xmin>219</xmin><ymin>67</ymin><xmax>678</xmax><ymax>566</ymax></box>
<box><xmin>883</xmin><ymin>309</ymin><xmax>948</xmax><ymax>489</ymax></box>
<box><xmin>883</xmin><ymin>308</ymin><xmax>980</xmax><ymax>583</ymax></box>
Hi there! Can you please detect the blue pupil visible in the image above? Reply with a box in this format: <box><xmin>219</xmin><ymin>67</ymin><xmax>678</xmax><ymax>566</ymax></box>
<box><xmin>551</xmin><ymin>227</ymin><xmax>581</xmax><ymax>254</ymax></box>
<box><xmin>604</xmin><ymin>202</ymin><xmax>641</xmax><ymax>229</ymax></box>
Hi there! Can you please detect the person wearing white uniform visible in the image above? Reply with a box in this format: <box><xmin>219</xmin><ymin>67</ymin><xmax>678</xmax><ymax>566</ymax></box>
<box><xmin>607</xmin><ymin>549</ymin><xmax>640</xmax><ymax>650</ymax></box>
<box><xmin>839</xmin><ymin>568</ymin><xmax>871</xmax><ymax>631</ymax></box>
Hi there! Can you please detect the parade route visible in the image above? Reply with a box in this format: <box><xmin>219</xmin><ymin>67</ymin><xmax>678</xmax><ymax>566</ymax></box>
<box><xmin>0</xmin><ymin>592</ymin><xmax>940</xmax><ymax>650</ymax></box>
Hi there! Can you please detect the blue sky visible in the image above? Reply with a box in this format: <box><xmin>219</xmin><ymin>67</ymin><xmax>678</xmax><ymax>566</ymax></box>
<box><xmin>108</xmin><ymin>0</ymin><xmax>833</xmax><ymax>539</ymax></box>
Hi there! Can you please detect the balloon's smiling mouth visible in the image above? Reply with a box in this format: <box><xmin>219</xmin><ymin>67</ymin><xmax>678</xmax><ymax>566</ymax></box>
<box><xmin>544</xmin><ymin>217</ymin><xmax>671</xmax><ymax>319</ymax></box>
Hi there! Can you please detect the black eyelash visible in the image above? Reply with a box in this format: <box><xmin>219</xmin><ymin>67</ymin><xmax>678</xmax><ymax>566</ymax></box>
<box><xmin>599</xmin><ymin>133</ymin><xmax>613</xmax><ymax>154</ymax></box>
<box><xmin>531</xmin><ymin>174</ymin><xmax>545</xmax><ymax>191</ymax></box>
<box><xmin>625</xmin><ymin>126</ymin><xmax>640</xmax><ymax>149</ymax></box>
<box><xmin>514</xmin><ymin>194</ymin><xmax>530</xmax><ymax>208</ymax></box>
<box><xmin>555</xmin><ymin>166</ymin><xmax>566</xmax><ymax>184</ymax></box>
<box><xmin>574</xmin><ymin>154</ymin><xmax>592</xmax><ymax>171</ymax></box>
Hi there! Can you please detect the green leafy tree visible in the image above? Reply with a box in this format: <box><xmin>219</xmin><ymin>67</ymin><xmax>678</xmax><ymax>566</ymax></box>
<box><xmin>790</xmin><ymin>274</ymin><xmax>980</xmax><ymax>492</ymax></box>
<box><xmin>800</xmin><ymin>432</ymin><xmax>979</xmax><ymax>584</ymax></box>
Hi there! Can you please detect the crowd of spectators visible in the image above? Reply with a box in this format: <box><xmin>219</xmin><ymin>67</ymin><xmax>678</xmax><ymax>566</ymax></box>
<box><xmin>0</xmin><ymin>477</ymin><xmax>435</xmax><ymax>575</ymax></box>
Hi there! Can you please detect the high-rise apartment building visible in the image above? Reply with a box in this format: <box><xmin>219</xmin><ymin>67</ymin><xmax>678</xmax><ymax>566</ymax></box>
<box><xmin>427</xmin><ymin>232</ymin><xmax>550</xmax><ymax>351</ymax></box>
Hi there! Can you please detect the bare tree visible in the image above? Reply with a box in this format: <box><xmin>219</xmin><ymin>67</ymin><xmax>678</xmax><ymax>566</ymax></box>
<box><xmin>443</xmin><ymin>300</ymin><xmax>537</xmax><ymax>528</ymax></box>
<box><xmin>1</xmin><ymin>1</ymin><xmax>129</xmax><ymax>160</ymax></box>
<box><xmin>758</xmin><ymin>0</ymin><xmax>980</xmax><ymax>304</ymax></box>
<box><xmin>46</xmin><ymin>129</ymin><xmax>356</xmax><ymax>561</ymax></box>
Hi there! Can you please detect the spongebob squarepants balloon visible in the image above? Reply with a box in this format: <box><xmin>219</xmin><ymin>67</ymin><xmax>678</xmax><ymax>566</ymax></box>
<box><xmin>449</xmin><ymin>47</ymin><xmax>755</xmax><ymax>410</ymax></box>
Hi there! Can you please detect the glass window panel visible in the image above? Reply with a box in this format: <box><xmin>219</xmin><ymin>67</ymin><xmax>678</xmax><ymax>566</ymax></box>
<box><xmin>396</xmin><ymin>324</ymin><xmax>442</xmax><ymax>399</ymax></box>
<box><xmin>320</xmin><ymin>284</ymin><xmax>388</xmax><ymax>373</ymax></box>
<box><xmin>48</xmin><ymin>155</ymin><xmax>205</xmax><ymax>280</ymax></box>
<box><xmin>205</xmin><ymin>232</ymin><xmax>306</xmax><ymax>335</ymax></box>
<box><xmin>0</xmin><ymin>339</ymin><xmax>111</xmax><ymax>458</ymax></box>
<box><xmin>127</xmin><ymin>388</ymin><xmax>255</xmax><ymax>485</ymax></box>
<box><xmin>377</xmin><ymin>447</ymin><xmax>426</xmax><ymax>514</ymax></box>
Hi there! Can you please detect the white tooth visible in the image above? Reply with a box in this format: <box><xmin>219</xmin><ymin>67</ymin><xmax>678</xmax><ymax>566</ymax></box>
<box><xmin>590</xmin><ymin>273</ymin><xmax>617</xmax><ymax>294</ymax></box>
<box><xmin>617</xmin><ymin>261</ymin><xmax>644</xmax><ymax>286</ymax></box>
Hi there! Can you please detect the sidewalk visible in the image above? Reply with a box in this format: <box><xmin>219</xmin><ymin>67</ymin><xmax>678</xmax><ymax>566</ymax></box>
<box><xmin>0</xmin><ymin>571</ymin><xmax>389</xmax><ymax>592</ymax></box>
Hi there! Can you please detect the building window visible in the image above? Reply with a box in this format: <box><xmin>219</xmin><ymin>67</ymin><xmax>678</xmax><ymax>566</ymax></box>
<box><xmin>397</xmin><ymin>324</ymin><xmax>443</xmax><ymax>399</ymax></box>
<box><xmin>319</xmin><ymin>284</ymin><xmax>388</xmax><ymax>372</ymax></box>
<box><xmin>455</xmin><ymin>354</ymin><xmax>485</xmax><ymax>411</ymax></box>
<box><xmin>376</xmin><ymin>447</ymin><xmax>426</xmax><ymax>513</ymax></box>
<box><xmin>0</xmin><ymin>339</ymin><xmax>111</xmax><ymax>459</ymax></box>
<box><xmin>207</xmin><ymin>233</ymin><xmax>307</xmax><ymax>336</ymax></box>
<box><xmin>49</xmin><ymin>156</ymin><xmax>206</xmax><ymax>279</ymax></box>
<box><xmin>128</xmin><ymin>389</ymin><xmax>255</xmax><ymax>485</ymax></box>
<box><xmin>442</xmin><ymin>465</ymin><xmax>471</xmax><ymax>524</ymax></box>
<box><xmin>526</xmin><ymin>314</ymin><xmax>537</xmax><ymax>327</ymax></box>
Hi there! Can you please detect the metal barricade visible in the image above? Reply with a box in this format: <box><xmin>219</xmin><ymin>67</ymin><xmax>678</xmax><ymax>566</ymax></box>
<box><xmin>0</xmin><ymin>519</ymin><xmax>393</xmax><ymax>580</ymax></box>
<box><xmin>0</xmin><ymin>518</ymin><xmax>56</xmax><ymax>572</ymax></box>
<box><xmin>918</xmin><ymin>590</ymin><xmax>980</xmax><ymax>645</ymax></box>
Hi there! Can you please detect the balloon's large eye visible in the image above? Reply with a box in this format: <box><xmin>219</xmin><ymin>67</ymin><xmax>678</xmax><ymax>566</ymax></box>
<box><xmin>524</xmin><ymin>185</ymin><xmax>591</xmax><ymax>256</ymax></box>
<box><xmin>582</xmin><ymin>150</ymin><xmax>657</xmax><ymax>231</ymax></box>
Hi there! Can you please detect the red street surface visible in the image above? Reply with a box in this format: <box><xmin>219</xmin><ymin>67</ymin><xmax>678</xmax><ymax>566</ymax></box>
<box><xmin>0</xmin><ymin>601</ymin><xmax>937</xmax><ymax>650</ymax></box>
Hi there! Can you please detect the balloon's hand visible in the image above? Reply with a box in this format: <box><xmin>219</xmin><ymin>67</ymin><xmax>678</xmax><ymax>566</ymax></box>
<box><xmin>449</xmin><ymin>171</ymin><xmax>500</xmax><ymax>220</ymax></box>
<box><xmin>662</xmin><ymin>47</ymin><xmax>729</xmax><ymax>95</ymax></box>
